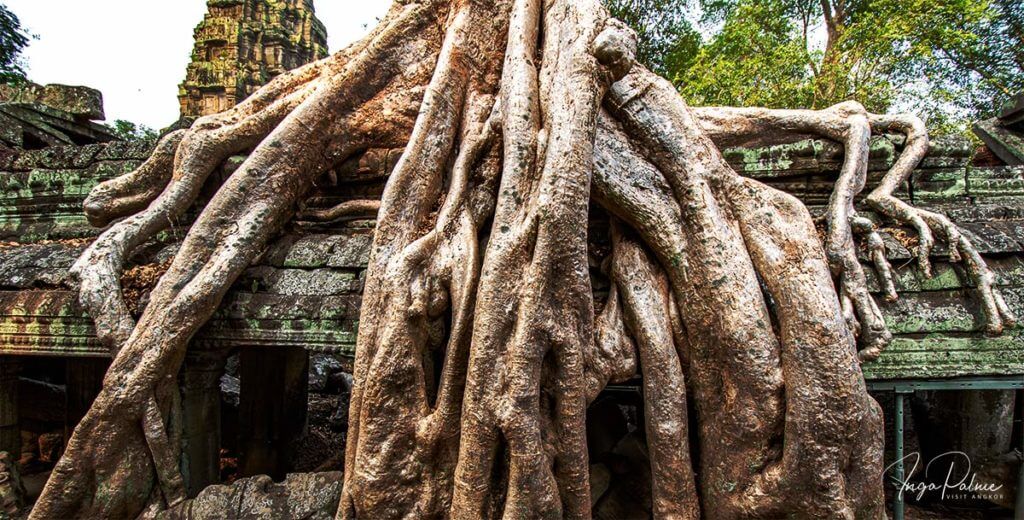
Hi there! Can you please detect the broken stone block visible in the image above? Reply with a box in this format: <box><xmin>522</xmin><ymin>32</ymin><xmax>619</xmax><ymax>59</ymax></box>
<box><xmin>328</xmin><ymin>373</ymin><xmax>353</xmax><ymax>432</ymax></box>
<box><xmin>0</xmin><ymin>451</ymin><xmax>26</xmax><ymax>517</ymax></box>
<box><xmin>220</xmin><ymin>374</ymin><xmax>240</xmax><ymax>409</ymax></box>
<box><xmin>308</xmin><ymin>354</ymin><xmax>343</xmax><ymax>394</ymax></box>
<box><xmin>37</xmin><ymin>432</ymin><xmax>62</xmax><ymax>464</ymax></box>
<box><xmin>0</xmin><ymin>83</ymin><xmax>105</xmax><ymax>121</ymax></box>
<box><xmin>157</xmin><ymin>471</ymin><xmax>342</xmax><ymax>520</ymax></box>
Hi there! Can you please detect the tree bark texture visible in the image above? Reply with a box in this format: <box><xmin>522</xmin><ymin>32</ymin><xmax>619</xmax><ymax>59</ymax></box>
<box><xmin>31</xmin><ymin>0</ymin><xmax>1016</xmax><ymax>518</ymax></box>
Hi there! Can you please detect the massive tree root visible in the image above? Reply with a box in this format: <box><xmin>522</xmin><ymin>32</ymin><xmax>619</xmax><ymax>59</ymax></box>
<box><xmin>33</xmin><ymin>0</ymin><xmax>1014</xmax><ymax>518</ymax></box>
<box><xmin>691</xmin><ymin>104</ymin><xmax>1017</xmax><ymax>359</ymax></box>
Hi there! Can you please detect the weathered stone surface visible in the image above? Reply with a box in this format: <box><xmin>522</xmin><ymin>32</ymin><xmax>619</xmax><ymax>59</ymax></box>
<box><xmin>261</xmin><ymin>233</ymin><xmax>373</xmax><ymax>270</ymax></box>
<box><xmin>93</xmin><ymin>139</ymin><xmax>156</xmax><ymax>161</ymax></box>
<box><xmin>0</xmin><ymin>159</ymin><xmax>140</xmax><ymax>241</ymax></box>
<box><xmin>240</xmin><ymin>266</ymin><xmax>361</xmax><ymax>296</ymax></box>
<box><xmin>0</xmin><ymin>82</ymin><xmax>114</xmax><ymax>152</ymax></box>
<box><xmin>0</xmin><ymin>137</ymin><xmax>1018</xmax><ymax>383</ymax></box>
<box><xmin>308</xmin><ymin>353</ymin><xmax>343</xmax><ymax>393</ymax></box>
<box><xmin>878</xmin><ymin>287</ymin><xmax>1023</xmax><ymax>334</ymax></box>
<box><xmin>968</xmin><ymin>165</ymin><xmax>1024</xmax><ymax>201</ymax></box>
<box><xmin>8</xmin><ymin>144</ymin><xmax>104</xmax><ymax>172</ymax></box>
<box><xmin>0</xmin><ymin>104</ymin><xmax>115</xmax><ymax>150</ymax></box>
<box><xmin>975</xmin><ymin>93</ymin><xmax>1024</xmax><ymax>165</ymax></box>
<box><xmin>0</xmin><ymin>451</ymin><xmax>26</xmax><ymax>518</ymax></box>
<box><xmin>0</xmin><ymin>290</ymin><xmax>361</xmax><ymax>358</ymax></box>
<box><xmin>156</xmin><ymin>471</ymin><xmax>342</xmax><ymax>520</ymax></box>
<box><xmin>0</xmin><ymin>243</ymin><xmax>86</xmax><ymax>289</ymax></box>
<box><xmin>722</xmin><ymin>134</ymin><xmax>970</xmax><ymax>179</ymax></box>
<box><xmin>862</xmin><ymin>257</ymin><xmax>1024</xmax><ymax>294</ymax></box>
<box><xmin>861</xmin><ymin>331</ymin><xmax>1024</xmax><ymax>380</ymax></box>
<box><xmin>0</xmin><ymin>83</ymin><xmax>104</xmax><ymax>121</ymax></box>
<box><xmin>179</xmin><ymin>0</ymin><xmax>328</xmax><ymax>118</ymax></box>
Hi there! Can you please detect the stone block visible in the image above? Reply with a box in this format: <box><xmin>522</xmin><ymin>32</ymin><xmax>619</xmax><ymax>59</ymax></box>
<box><xmin>94</xmin><ymin>138</ymin><xmax>156</xmax><ymax>161</ymax></box>
<box><xmin>0</xmin><ymin>83</ymin><xmax>105</xmax><ymax>120</ymax></box>
<box><xmin>157</xmin><ymin>472</ymin><xmax>342</xmax><ymax>520</ymax></box>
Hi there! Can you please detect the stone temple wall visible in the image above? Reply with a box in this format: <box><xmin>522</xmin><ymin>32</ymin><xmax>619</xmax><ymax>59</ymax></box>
<box><xmin>723</xmin><ymin>136</ymin><xmax>1024</xmax><ymax>379</ymax></box>
<box><xmin>0</xmin><ymin>140</ymin><xmax>373</xmax><ymax>359</ymax></box>
<box><xmin>0</xmin><ymin>134</ymin><xmax>1022</xmax><ymax>509</ymax></box>
<box><xmin>0</xmin><ymin>136</ymin><xmax>1020</xmax><ymax>381</ymax></box>
<box><xmin>0</xmin><ymin>83</ymin><xmax>114</xmax><ymax>150</ymax></box>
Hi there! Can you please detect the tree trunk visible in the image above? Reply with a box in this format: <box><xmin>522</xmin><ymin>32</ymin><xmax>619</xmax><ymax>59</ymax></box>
<box><xmin>32</xmin><ymin>0</ymin><xmax>1014</xmax><ymax>518</ymax></box>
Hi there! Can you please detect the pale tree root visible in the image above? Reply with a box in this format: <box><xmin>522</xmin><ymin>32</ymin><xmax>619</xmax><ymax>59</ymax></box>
<box><xmin>866</xmin><ymin>115</ymin><xmax>1017</xmax><ymax>334</ymax></box>
<box><xmin>32</xmin><ymin>2</ymin><xmax>448</xmax><ymax>517</ymax></box>
<box><xmin>337</xmin><ymin>0</ymin><xmax>510</xmax><ymax>516</ymax></box>
<box><xmin>692</xmin><ymin>102</ymin><xmax>891</xmax><ymax>361</ymax></box>
<box><xmin>601</xmin><ymin>68</ymin><xmax>884</xmax><ymax>518</ymax></box>
<box><xmin>595</xmin><ymin>113</ymin><xmax>781</xmax><ymax>517</ymax></box>
<box><xmin>581</xmin><ymin>260</ymin><xmax>638</xmax><ymax>405</ymax></box>
<box><xmin>725</xmin><ymin>176</ymin><xmax>885</xmax><ymax>518</ymax></box>
<box><xmin>298</xmin><ymin>199</ymin><xmax>381</xmax><ymax>223</ymax></box>
<box><xmin>603</xmin><ymin>82</ymin><xmax>787</xmax><ymax>517</ymax></box>
<box><xmin>44</xmin><ymin>0</ymin><xmax>902</xmax><ymax>517</ymax></box>
<box><xmin>696</xmin><ymin>105</ymin><xmax>1018</xmax><ymax>358</ymax></box>
<box><xmin>70</xmin><ymin>59</ymin><xmax>333</xmax><ymax>351</ymax></box>
<box><xmin>341</xmin><ymin>0</ymin><xmax>636</xmax><ymax>515</ymax></box>
<box><xmin>447</xmin><ymin>2</ymin><xmax>635</xmax><ymax>518</ymax></box>
<box><xmin>607</xmin><ymin>221</ymin><xmax>700</xmax><ymax>520</ymax></box>
<box><xmin>850</xmin><ymin>213</ymin><xmax>897</xmax><ymax>302</ymax></box>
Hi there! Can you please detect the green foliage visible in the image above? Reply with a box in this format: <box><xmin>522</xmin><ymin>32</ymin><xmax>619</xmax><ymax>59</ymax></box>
<box><xmin>678</xmin><ymin>0</ymin><xmax>818</xmax><ymax>108</ymax></box>
<box><xmin>836</xmin><ymin>0</ymin><xmax>1020</xmax><ymax>132</ymax></box>
<box><xmin>110</xmin><ymin>120</ymin><xmax>159</xmax><ymax>141</ymax></box>
<box><xmin>608</xmin><ymin>0</ymin><xmax>1022</xmax><ymax>133</ymax></box>
<box><xmin>0</xmin><ymin>3</ymin><xmax>31</xmax><ymax>85</ymax></box>
<box><xmin>887</xmin><ymin>0</ymin><xmax>1024</xmax><ymax>129</ymax></box>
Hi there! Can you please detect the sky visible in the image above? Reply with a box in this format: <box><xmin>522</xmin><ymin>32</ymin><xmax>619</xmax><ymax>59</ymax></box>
<box><xmin>4</xmin><ymin>1</ymin><xmax>394</xmax><ymax>129</ymax></box>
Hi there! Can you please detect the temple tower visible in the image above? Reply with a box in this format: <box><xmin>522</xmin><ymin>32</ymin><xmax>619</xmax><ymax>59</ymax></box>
<box><xmin>178</xmin><ymin>0</ymin><xmax>328</xmax><ymax>118</ymax></box>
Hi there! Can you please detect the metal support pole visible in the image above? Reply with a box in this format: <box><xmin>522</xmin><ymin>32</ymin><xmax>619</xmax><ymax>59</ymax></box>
<box><xmin>866</xmin><ymin>378</ymin><xmax>1024</xmax><ymax>519</ymax></box>
<box><xmin>894</xmin><ymin>391</ymin><xmax>906</xmax><ymax>520</ymax></box>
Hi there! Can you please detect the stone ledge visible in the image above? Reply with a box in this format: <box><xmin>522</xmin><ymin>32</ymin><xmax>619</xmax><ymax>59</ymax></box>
<box><xmin>0</xmin><ymin>83</ymin><xmax>105</xmax><ymax>120</ymax></box>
